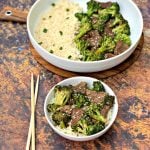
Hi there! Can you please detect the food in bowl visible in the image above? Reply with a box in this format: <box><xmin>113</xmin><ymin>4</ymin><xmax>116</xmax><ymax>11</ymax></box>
<box><xmin>34</xmin><ymin>0</ymin><xmax>131</xmax><ymax>61</ymax></box>
<box><xmin>34</xmin><ymin>0</ymin><xmax>82</xmax><ymax>60</ymax></box>
<box><xmin>46</xmin><ymin>80</ymin><xmax>115</xmax><ymax>136</ymax></box>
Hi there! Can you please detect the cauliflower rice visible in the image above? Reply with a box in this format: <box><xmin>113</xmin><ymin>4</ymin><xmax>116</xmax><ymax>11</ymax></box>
<box><xmin>34</xmin><ymin>0</ymin><xmax>82</xmax><ymax>60</ymax></box>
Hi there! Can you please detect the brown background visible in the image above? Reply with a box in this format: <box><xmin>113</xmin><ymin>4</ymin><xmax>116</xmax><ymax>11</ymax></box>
<box><xmin>0</xmin><ymin>0</ymin><xmax>150</xmax><ymax>150</ymax></box>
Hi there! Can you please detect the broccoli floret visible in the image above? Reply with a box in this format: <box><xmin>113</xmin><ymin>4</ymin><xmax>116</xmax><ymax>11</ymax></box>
<box><xmin>115</xmin><ymin>33</ymin><xmax>131</xmax><ymax>46</ymax></box>
<box><xmin>86</xmin><ymin>122</ymin><xmax>105</xmax><ymax>135</ymax></box>
<box><xmin>92</xmin><ymin>2</ymin><xmax>119</xmax><ymax>32</ymax></box>
<box><xmin>81</xmin><ymin>49</ymin><xmax>105</xmax><ymax>61</ymax></box>
<box><xmin>87</xmin><ymin>0</ymin><xmax>101</xmax><ymax>16</ymax></box>
<box><xmin>75</xmin><ymin>12</ymin><xmax>88</xmax><ymax>21</ymax></box>
<box><xmin>72</xmin><ymin>118</ymin><xmax>88</xmax><ymax>135</ymax></box>
<box><xmin>74</xmin><ymin>39</ymin><xmax>89</xmax><ymax>51</ymax></box>
<box><xmin>110</xmin><ymin>14</ymin><xmax>124</xmax><ymax>27</ymax></box>
<box><xmin>92</xmin><ymin>81</ymin><xmax>105</xmax><ymax>92</ymax></box>
<box><xmin>74</xmin><ymin>22</ymin><xmax>92</xmax><ymax>40</ymax></box>
<box><xmin>86</xmin><ymin>103</ymin><xmax>106</xmax><ymax>123</ymax></box>
<box><xmin>54</xmin><ymin>85</ymin><xmax>72</xmax><ymax>106</ymax></box>
<box><xmin>72</xmin><ymin>93</ymin><xmax>91</xmax><ymax>108</ymax></box>
<box><xmin>74</xmin><ymin>14</ymin><xmax>92</xmax><ymax>40</ymax></box>
<box><xmin>104</xmin><ymin>94</ymin><xmax>115</xmax><ymax>106</ymax></box>
<box><xmin>98</xmin><ymin>2</ymin><xmax>119</xmax><ymax>17</ymax></box>
<box><xmin>92</xmin><ymin>13</ymin><xmax>110</xmax><ymax>33</ymax></box>
<box><xmin>112</xmin><ymin>21</ymin><xmax>130</xmax><ymax>35</ymax></box>
<box><xmin>72</xmin><ymin>113</ymin><xmax>105</xmax><ymax>135</ymax></box>
<box><xmin>95</xmin><ymin>36</ymin><xmax>116</xmax><ymax>55</ymax></box>
<box><xmin>47</xmin><ymin>103</ymin><xmax>59</xmax><ymax>113</ymax></box>
<box><xmin>52</xmin><ymin>111</ymin><xmax>71</xmax><ymax>128</ymax></box>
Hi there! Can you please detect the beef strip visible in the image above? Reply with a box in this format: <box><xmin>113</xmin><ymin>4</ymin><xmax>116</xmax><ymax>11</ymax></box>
<box><xmin>86</xmin><ymin>89</ymin><xmax>106</xmax><ymax>104</ymax></box>
<box><xmin>100</xmin><ymin>105</ymin><xmax>111</xmax><ymax>117</ymax></box>
<box><xmin>71</xmin><ymin>108</ymin><xmax>84</xmax><ymax>126</ymax></box>
<box><xmin>114</xmin><ymin>41</ymin><xmax>129</xmax><ymax>55</ymax></box>
<box><xmin>82</xmin><ymin>30</ymin><xmax>102</xmax><ymax>50</ymax></box>
<box><xmin>105</xmin><ymin>53</ymin><xmax>115</xmax><ymax>59</ymax></box>
<box><xmin>72</xmin><ymin>82</ymin><xmax>87</xmax><ymax>94</ymax></box>
<box><xmin>104</xmin><ymin>21</ymin><xmax>114</xmax><ymax>37</ymax></box>
<box><xmin>59</xmin><ymin>105</ymin><xmax>72</xmax><ymax>115</ymax></box>
<box><xmin>99</xmin><ymin>2</ymin><xmax>112</xmax><ymax>9</ymax></box>
<box><xmin>91</xmin><ymin>16</ymin><xmax>98</xmax><ymax>24</ymax></box>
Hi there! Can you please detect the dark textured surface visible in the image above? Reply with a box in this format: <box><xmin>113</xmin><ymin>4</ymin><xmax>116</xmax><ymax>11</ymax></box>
<box><xmin>0</xmin><ymin>0</ymin><xmax>150</xmax><ymax>150</ymax></box>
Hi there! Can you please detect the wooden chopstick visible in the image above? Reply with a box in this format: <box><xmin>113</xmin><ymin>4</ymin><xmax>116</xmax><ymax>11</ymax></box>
<box><xmin>26</xmin><ymin>74</ymin><xmax>40</xmax><ymax>150</ymax></box>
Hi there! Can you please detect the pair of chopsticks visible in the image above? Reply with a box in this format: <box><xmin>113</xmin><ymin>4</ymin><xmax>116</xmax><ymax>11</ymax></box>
<box><xmin>26</xmin><ymin>74</ymin><xmax>40</xmax><ymax>150</ymax></box>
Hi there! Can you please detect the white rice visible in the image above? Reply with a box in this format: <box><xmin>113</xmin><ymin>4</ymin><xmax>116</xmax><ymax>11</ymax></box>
<box><xmin>34</xmin><ymin>0</ymin><xmax>83</xmax><ymax>60</ymax></box>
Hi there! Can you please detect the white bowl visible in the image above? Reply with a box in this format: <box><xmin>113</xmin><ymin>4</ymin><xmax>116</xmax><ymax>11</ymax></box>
<box><xmin>44</xmin><ymin>76</ymin><xmax>118</xmax><ymax>141</ymax></box>
<box><xmin>27</xmin><ymin>0</ymin><xmax>143</xmax><ymax>72</ymax></box>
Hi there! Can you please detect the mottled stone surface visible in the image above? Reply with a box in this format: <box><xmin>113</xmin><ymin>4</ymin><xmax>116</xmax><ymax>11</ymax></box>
<box><xmin>0</xmin><ymin>0</ymin><xmax>150</xmax><ymax>150</ymax></box>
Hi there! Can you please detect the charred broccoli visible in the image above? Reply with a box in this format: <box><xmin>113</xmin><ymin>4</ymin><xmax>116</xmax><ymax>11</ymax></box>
<box><xmin>92</xmin><ymin>81</ymin><xmax>105</xmax><ymax>92</ymax></box>
<box><xmin>54</xmin><ymin>85</ymin><xmax>72</xmax><ymax>106</ymax></box>
<box><xmin>95</xmin><ymin>36</ymin><xmax>116</xmax><ymax>55</ymax></box>
<box><xmin>86</xmin><ymin>122</ymin><xmax>105</xmax><ymax>135</ymax></box>
<box><xmin>72</xmin><ymin>112</ymin><xmax>105</xmax><ymax>135</ymax></box>
<box><xmin>52</xmin><ymin>111</ymin><xmax>71</xmax><ymax>128</ymax></box>
<box><xmin>72</xmin><ymin>93</ymin><xmax>91</xmax><ymax>108</ymax></box>
<box><xmin>104</xmin><ymin>94</ymin><xmax>115</xmax><ymax>106</ymax></box>
<box><xmin>87</xmin><ymin>0</ymin><xmax>100</xmax><ymax>16</ymax></box>
<box><xmin>47</xmin><ymin>103</ymin><xmax>59</xmax><ymax>113</ymax></box>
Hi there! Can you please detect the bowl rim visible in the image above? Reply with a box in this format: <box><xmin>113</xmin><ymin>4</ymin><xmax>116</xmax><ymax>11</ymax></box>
<box><xmin>27</xmin><ymin>0</ymin><xmax>143</xmax><ymax>64</ymax></box>
<box><xmin>44</xmin><ymin>76</ymin><xmax>118</xmax><ymax>140</ymax></box>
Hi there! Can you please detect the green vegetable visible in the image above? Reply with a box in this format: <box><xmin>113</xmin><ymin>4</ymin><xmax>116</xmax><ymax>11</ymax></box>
<box><xmin>47</xmin><ymin>103</ymin><xmax>59</xmax><ymax>113</ymax></box>
<box><xmin>66</xmin><ymin>8</ymin><xmax>70</xmax><ymax>12</ymax></box>
<box><xmin>87</xmin><ymin>0</ymin><xmax>101</xmax><ymax>16</ymax></box>
<box><xmin>49</xmin><ymin>50</ymin><xmax>54</xmax><ymax>53</ymax></box>
<box><xmin>59</xmin><ymin>31</ymin><xmax>63</xmax><ymax>36</ymax></box>
<box><xmin>52</xmin><ymin>111</ymin><xmax>71</xmax><ymax>128</ymax></box>
<box><xmin>115</xmin><ymin>33</ymin><xmax>131</xmax><ymax>46</ymax></box>
<box><xmin>112</xmin><ymin>21</ymin><xmax>130</xmax><ymax>35</ymax></box>
<box><xmin>86</xmin><ymin>103</ymin><xmax>106</xmax><ymax>122</ymax></box>
<box><xmin>59</xmin><ymin>47</ymin><xmax>63</xmax><ymax>50</ymax></box>
<box><xmin>74</xmin><ymin>1</ymin><xmax>131</xmax><ymax>61</ymax></box>
<box><xmin>38</xmin><ymin>42</ymin><xmax>43</xmax><ymax>45</ymax></box>
<box><xmin>68</xmin><ymin>55</ymin><xmax>72</xmax><ymax>59</ymax></box>
<box><xmin>92</xmin><ymin>81</ymin><xmax>105</xmax><ymax>92</ymax></box>
<box><xmin>43</xmin><ymin>28</ymin><xmax>48</xmax><ymax>33</ymax></box>
<box><xmin>72</xmin><ymin>93</ymin><xmax>91</xmax><ymax>108</ymax></box>
<box><xmin>51</xmin><ymin>3</ymin><xmax>55</xmax><ymax>7</ymax></box>
<box><xmin>54</xmin><ymin>85</ymin><xmax>72</xmax><ymax>106</ymax></box>
<box><xmin>95</xmin><ymin>36</ymin><xmax>116</xmax><ymax>55</ymax></box>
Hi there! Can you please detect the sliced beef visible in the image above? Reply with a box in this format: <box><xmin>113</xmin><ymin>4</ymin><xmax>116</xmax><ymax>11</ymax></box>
<box><xmin>91</xmin><ymin>16</ymin><xmax>98</xmax><ymax>24</ymax></box>
<box><xmin>82</xmin><ymin>30</ymin><xmax>102</xmax><ymax>50</ymax></box>
<box><xmin>114</xmin><ymin>41</ymin><xmax>129</xmax><ymax>55</ymax></box>
<box><xmin>86</xmin><ymin>89</ymin><xmax>106</xmax><ymax>104</ymax></box>
<box><xmin>72</xmin><ymin>82</ymin><xmax>87</xmax><ymax>94</ymax></box>
<box><xmin>104</xmin><ymin>21</ymin><xmax>114</xmax><ymax>37</ymax></box>
<box><xmin>59</xmin><ymin>105</ymin><xmax>72</xmax><ymax>115</ymax></box>
<box><xmin>100</xmin><ymin>105</ymin><xmax>111</xmax><ymax>117</ymax></box>
<box><xmin>71</xmin><ymin>108</ymin><xmax>84</xmax><ymax>126</ymax></box>
<box><xmin>99</xmin><ymin>2</ymin><xmax>112</xmax><ymax>9</ymax></box>
<box><xmin>105</xmin><ymin>53</ymin><xmax>115</xmax><ymax>59</ymax></box>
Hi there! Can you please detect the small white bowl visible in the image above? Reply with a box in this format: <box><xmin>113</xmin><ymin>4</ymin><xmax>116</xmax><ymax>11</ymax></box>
<box><xmin>44</xmin><ymin>76</ymin><xmax>118</xmax><ymax>141</ymax></box>
<box><xmin>27</xmin><ymin>0</ymin><xmax>143</xmax><ymax>72</ymax></box>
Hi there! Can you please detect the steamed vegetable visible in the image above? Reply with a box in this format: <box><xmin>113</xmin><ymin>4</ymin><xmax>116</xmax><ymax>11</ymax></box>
<box><xmin>74</xmin><ymin>0</ymin><xmax>131</xmax><ymax>61</ymax></box>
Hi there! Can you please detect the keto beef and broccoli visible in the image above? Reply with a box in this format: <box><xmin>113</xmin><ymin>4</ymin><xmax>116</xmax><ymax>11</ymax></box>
<box><xmin>74</xmin><ymin>0</ymin><xmax>131</xmax><ymax>61</ymax></box>
<box><xmin>47</xmin><ymin>81</ymin><xmax>115</xmax><ymax>136</ymax></box>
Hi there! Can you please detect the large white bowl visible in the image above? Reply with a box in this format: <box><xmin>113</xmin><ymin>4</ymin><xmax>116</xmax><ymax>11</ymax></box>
<box><xmin>27</xmin><ymin>0</ymin><xmax>143</xmax><ymax>72</ymax></box>
<box><xmin>44</xmin><ymin>76</ymin><xmax>118</xmax><ymax>141</ymax></box>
